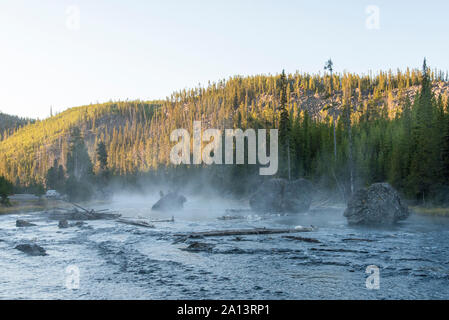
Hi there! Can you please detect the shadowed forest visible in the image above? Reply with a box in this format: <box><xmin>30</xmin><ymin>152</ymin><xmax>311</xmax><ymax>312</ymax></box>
<box><xmin>1</xmin><ymin>60</ymin><xmax>449</xmax><ymax>205</ymax></box>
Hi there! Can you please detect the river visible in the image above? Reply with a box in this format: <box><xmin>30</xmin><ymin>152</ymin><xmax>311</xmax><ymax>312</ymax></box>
<box><xmin>0</xmin><ymin>194</ymin><xmax>448</xmax><ymax>299</ymax></box>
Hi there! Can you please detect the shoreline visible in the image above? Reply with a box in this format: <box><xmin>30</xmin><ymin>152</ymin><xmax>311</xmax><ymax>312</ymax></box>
<box><xmin>2</xmin><ymin>196</ymin><xmax>449</xmax><ymax>218</ymax></box>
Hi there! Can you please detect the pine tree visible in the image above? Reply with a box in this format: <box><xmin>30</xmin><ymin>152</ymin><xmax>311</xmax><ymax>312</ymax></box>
<box><xmin>0</xmin><ymin>175</ymin><xmax>13</xmax><ymax>206</ymax></box>
<box><xmin>408</xmin><ymin>59</ymin><xmax>439</xmax><ymax>202</ymax></box>
<box><xmin>278</xmin><ymin>70</ymin><xmax>291</xmax><ymax>179</ymax></box>
<box><xmin>96</xmin><ymin>141</ymin><xmax>108</xmax><ymax>171</ymax></box>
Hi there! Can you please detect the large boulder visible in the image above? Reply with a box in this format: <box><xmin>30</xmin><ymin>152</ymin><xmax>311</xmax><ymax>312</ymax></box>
<box><xmin>344</xmin><ymin>183</ymin><xmax>409</xmax><ymax>226</ymax></box>
<box><xmin>152</xmin><ymin>192</ymin><xmax>187</xmax><ymax>211</ymax></box>
<box><xmin>15</xmin><ymin>244</ymin><xmax>47</xmax><ymax>256</ymax></box>
<box><xmin>16</xmin><ymin>220</ymin><xmax>36</xmax><ymax>227</ymax></box>
<box><xmin>249</xmin><ymin>178</ymin><xmax>313</xmax><ymax>213</ymax></box>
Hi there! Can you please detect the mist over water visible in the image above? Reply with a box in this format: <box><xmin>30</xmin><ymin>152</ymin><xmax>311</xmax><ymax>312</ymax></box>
<box><xmin>1</xmin><ymin>190</ymin><xmax>449</xmax><ymax>299</ymax></box>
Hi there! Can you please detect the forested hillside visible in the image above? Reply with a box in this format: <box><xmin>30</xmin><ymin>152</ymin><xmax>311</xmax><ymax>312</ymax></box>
<box><xmin>0</xmin><ymin>112</ymin><xmax>33</xmax><ymax>141</ymax></box>
<box><xmin>1</xmin><ymin>62</ymin><xmax>448</xmax><ymax>202</ymax></box>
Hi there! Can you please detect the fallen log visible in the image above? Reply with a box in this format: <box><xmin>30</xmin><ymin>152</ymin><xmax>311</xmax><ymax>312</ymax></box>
<box><xmin>282</xmin><ymin>235</ymin><xmax>321</xmax><ymax>243</ymax></box>
<box><xmin>149</xmin><ymin>216</ymin><xmax>175</xmax><ymax>223</ymax></box>
<box><xmin>174</xmin><ymin>226</ymin><xmax>316</xmax><ymax>238</ymax></box>
<box><xmin>68</xmin><ymin>202</ymin><xmax>91</xmax><ymax>214</ymax></box>
<box><xmin>54</xmin><ymin>201</ymin><xmax>121</xmax><ymax>220</ymax></box>
<box><xmin>217</xmin><ymin>215</ymin><xmax>245</xmax><ymax>221</ymax></box>
<box><xmin>117</xmin><ymin>218</ymin><xmax>155</xmax><ymax>228</ymax></box>
<box><xmin>342</xmin><ymin>238</ymin><xmax>376</xmax><ymax>242</ymax></box>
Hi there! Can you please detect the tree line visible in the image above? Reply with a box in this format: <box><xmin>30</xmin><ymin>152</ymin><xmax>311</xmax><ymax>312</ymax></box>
<box><xmin>0</xmin><ymin>60</ymin><xmax>448</xmax><ymax>204</ymax></box>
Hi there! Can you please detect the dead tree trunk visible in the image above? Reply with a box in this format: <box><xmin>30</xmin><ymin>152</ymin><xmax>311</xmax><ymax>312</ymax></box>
<box><xmin>174</xmin><ymin>226</ymin><xmax>316</xmax><ymax>238</ymax></box>
<box><xmin>347</xmin><ymin>104</ymin><xmax>354</xmax><ymax>197</ymax></box>
<box><xmin>287</xmin><ymin>139</ymin><xmax>291</xmax><ymax>181</ymax></box>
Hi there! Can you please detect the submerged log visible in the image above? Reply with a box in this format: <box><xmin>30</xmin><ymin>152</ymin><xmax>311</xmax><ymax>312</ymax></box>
<box><xmin>282</xmin><ymin>235</ymin><xmax>321</xmax><ymax>243</ymax></box>
<box><xmin>149</xmin><ymin>216</ymin><xmax>175</xmax><ymax>223</ymax></box>
<box><xmin>217</xmin><ymin>215</ymin><xmax>245</xmax><ymax>221</ymax></box>
<box><xmin>174</xmin><ymin>226</ymin><xmax>316</xmax><ymax>238</ymax></box>
<box><xmin>117</xmin><ymin>218</ymin><xmax>155</xmax><ymax>228</ymax></box>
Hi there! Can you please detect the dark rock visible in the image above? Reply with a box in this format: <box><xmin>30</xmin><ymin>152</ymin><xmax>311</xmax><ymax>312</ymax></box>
<box><xmin>72</xmin><ymin>222</ymin><xmax>85</xmax><ymax>227</ymax></box>
<box><xmin>344</xmin><ymin>183</ymin><xmax>409</xmax><ymax>226</ymax></box>
<box><xmin>58</xmin><ymin>219</ymin><xmax>69</xmax><ymax>228</ymax></box>
<box><xmin>249</xmin><ymin>178</ymin><xmax>313</xmax><ymax>213</ymax></box>
<box><xmin>16</xmin><ymin>220</ymin><xmax>36</xmax><ymax>227</ymax></box>
<box><xmin>152</xmin><ymin>192</ymin><xmax>187</xmax><ymax>211</ymax></box>
<box><xmin>182</xmin><ymin>242</ymin><xmax>215</xmax><ymax>252</ymax></box>
<box><xmin>15</xmin><ymin>244</ymin><xmax>47</xmax><ymax>256</ymax></box>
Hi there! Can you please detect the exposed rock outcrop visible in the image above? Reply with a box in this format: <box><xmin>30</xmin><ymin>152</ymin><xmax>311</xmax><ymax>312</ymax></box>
<box><xmin>249</xmin><ymin>178</ymin><xmax>313</xmax><ymax>213</ymax></box>
<box><xmin>344</xmin><ymin>183</ymin><xmax>409</xmax><ymax>226</ymax></box>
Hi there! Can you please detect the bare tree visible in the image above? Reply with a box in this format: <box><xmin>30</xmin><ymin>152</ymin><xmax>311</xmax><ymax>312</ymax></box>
<box><xmin>324</xmin><ymin>59</ymin><xmax>337</xmax><ymax>160</ymax></box>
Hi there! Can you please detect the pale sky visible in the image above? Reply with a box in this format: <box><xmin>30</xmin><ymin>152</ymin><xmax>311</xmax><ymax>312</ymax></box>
<box><xmin>0</xmin><ymin>0</ymin><xmax>448</xmax><ymax>119</ymax></box>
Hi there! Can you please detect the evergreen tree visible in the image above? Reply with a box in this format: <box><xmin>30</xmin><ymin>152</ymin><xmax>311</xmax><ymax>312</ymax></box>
<box><xmin>96</xmin><ymin>141</ymin><xmax>108</xmax><ymax>171</ymax></box>
<box><xmin>0</xmin><ymin>175</ymin><xmax>13</xmax><ymax>206</ymax></box>
<box><xmin>65</xmin><ymin>127</ymin><xmax>94</xmax><ymax>201</ymax></box>
<box><xmin>278</xmin><ymin>70</ymin><xmax>291</xmax><ymax>179</ymax></box>
<box><xmin>408</xmin><ymin>59</ymin><xmax>439</xmax><ymax>202</ymax></box>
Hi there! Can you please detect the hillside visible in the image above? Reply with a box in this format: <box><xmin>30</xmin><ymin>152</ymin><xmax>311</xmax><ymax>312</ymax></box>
<box><xmin>0</xmin><ymin>112</ymin><xmax>33</xmax><ymax>140</ymax></box>
<box><xmin>1</xmin><ymin>68</ymin><xmax>449</xmax><ymax>201</ymax></box>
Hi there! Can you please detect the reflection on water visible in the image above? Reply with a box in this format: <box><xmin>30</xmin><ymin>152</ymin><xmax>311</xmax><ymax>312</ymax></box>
<box><xmin>1</xmin><ymin>194</ymin><xmax>449</xmax><ymax>299</ymax></box>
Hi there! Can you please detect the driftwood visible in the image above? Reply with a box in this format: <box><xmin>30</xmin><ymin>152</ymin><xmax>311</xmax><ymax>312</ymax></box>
<box><xmin>49</xmin><ymin>201</ymin><xmax>121</xmax><ymax>220</ymax></box>
<box><xmin>174</xmin><ymin>226</ymin><xmax>316</xmax><ymax>238</ymax></box>
<box><xmin>342</xmin><ymin>238</ymin><xmax>376</xmax><ymax>242</ymax></box>
<box><xmin>217</xmin><ymin>215</ymin><xmax>245</xmax><ymax>221</ymax></box>
<box><xmin>149</xmin><ymin>216</ymin><xmax>175</xmax><ymax>223</ymax></box>
<box><xmin>117</xmin><ymin>218</ymin><xmax>155</xmax><ymax>228</ymax></box>
<box><xmin>282</xmin><ymin>235</ymin><xmax>321</xmax><ymax>243</ymax></box>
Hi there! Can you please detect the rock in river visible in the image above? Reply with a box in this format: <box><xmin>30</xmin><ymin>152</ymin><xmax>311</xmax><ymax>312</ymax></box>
<box><xmin>16</xmin><ymin>220</ymin><xmax>37</xmax><ymax>227</ymax></box>
<box><xmin>58</xmin><ymin>219</ymin><xmax>69</xmax><ymax>228</ymax></box>
<box><xmin>249</xmin><ymin>178</ymin><xmax>313</xmax><ymax>213</ymax></box>
<box><xmin>152</xmin><ymin>192</ymin><xmax>187</xmax><ymax>211</ymax></box>
<box><xmin>15</xmin><ymin>244</ymin><xmax>47</xmax><ymax>256</ymax></box>
<box><xmin>182</xmin><ymin>242</ymin><xmax>215</xmax><ymax>252</ymax></box>
<box><xmin>344</xmin><ymin>183</ymin><xmax>409</xmax><ymax>226</ymax></box>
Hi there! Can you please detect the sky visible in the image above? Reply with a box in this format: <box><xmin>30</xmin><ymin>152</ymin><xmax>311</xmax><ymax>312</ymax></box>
<box><xmin>0</xmin><ymin>0</ymin><xmax>448</xmax><ymax>119</ymax></box>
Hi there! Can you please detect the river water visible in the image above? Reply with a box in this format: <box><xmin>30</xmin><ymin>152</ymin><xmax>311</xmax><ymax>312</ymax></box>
<box><xmin>1</xmin><ymin>195</ymin><xmax>448</xmax><ymax>300</ymax></box>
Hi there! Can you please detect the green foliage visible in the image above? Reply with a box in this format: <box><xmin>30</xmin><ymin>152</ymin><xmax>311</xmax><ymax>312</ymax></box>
<box><xmin>0</xmin><ymin>175</ymin><xmax>13</xmax><ymax>206</ymax></box>
<box><xmin>0</xmin><ymin>64</ymin><xmax>448</xmax><ymax>202</ymax></box>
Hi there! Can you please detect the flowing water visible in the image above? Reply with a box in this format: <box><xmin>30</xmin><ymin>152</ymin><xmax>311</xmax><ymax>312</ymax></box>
<box><xmin>1</xmin><ymin>194</ymin><xmax>449</xmax><ymax>300</ymax></box>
